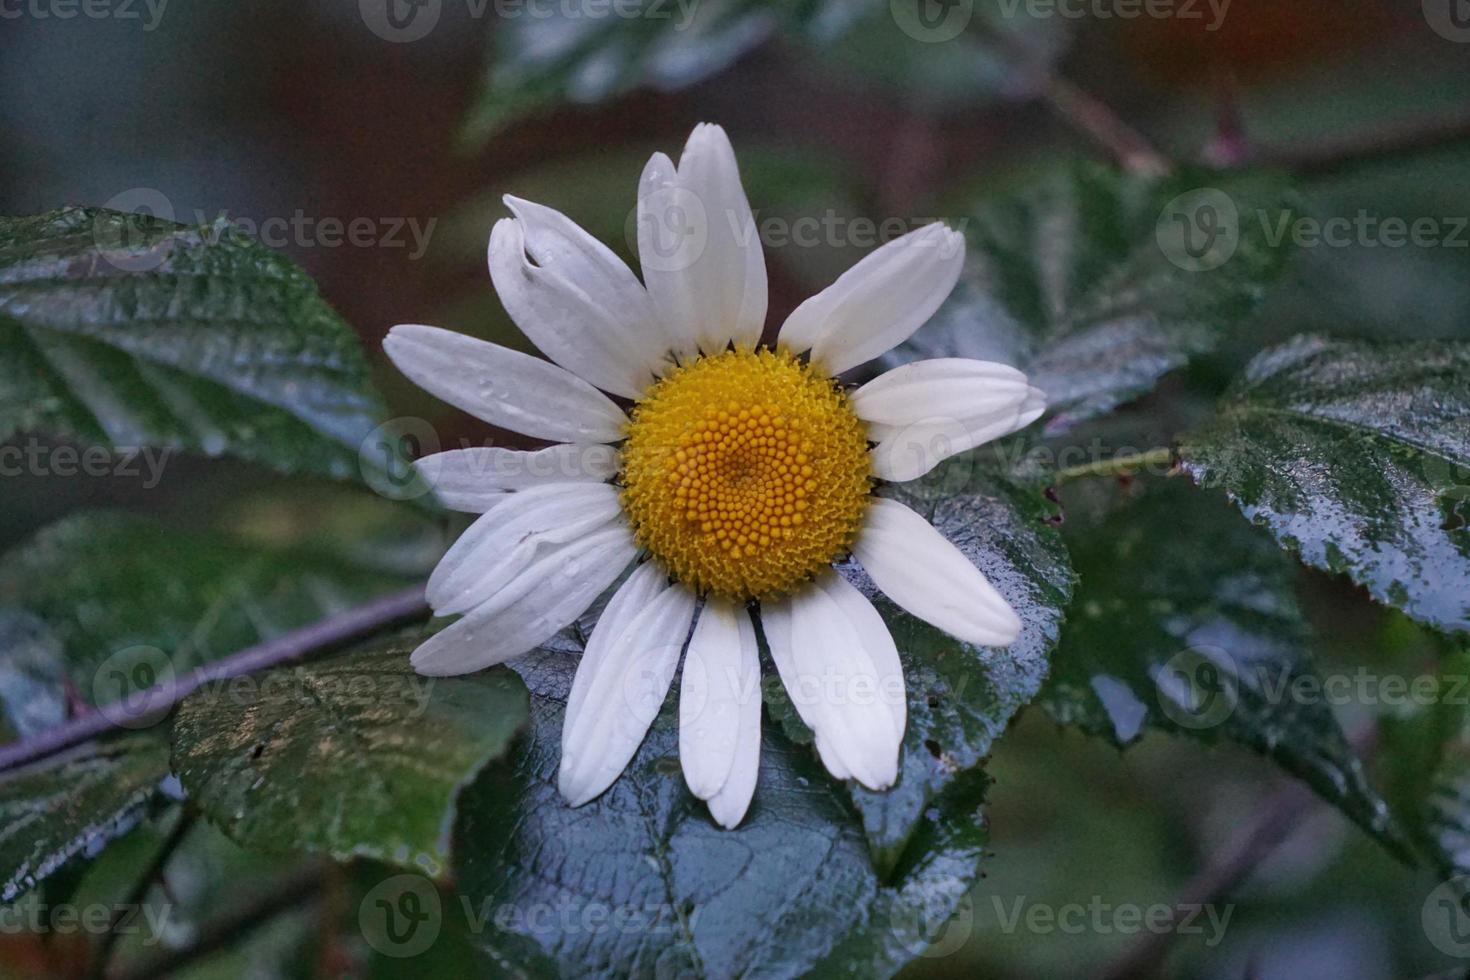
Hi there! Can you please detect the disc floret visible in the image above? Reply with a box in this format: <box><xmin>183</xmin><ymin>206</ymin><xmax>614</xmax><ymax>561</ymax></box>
<box><xmin>620</xmin><ymin>348</ymin><xmax>871</xmax><ymax>600</ymax></box>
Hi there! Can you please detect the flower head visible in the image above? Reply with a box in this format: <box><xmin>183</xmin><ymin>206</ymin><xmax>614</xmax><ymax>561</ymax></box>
<box><xmin>384</xmin><ymin>123</ymin><xmax>1045</xmax><ymax>828</ymax></box>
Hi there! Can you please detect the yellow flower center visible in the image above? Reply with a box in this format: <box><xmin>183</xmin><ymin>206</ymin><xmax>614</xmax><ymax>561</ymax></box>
<box><xmin>620</xmin><ymin>348</ymin><xmax>872</xmax><ymax>601</ymax></box>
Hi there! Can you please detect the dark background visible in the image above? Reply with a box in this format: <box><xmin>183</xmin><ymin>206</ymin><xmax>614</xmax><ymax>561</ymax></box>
<box><xmin>4</xmin><ymin>0</ymin><xmax>1470</xmax><ymax>976</ymax></box>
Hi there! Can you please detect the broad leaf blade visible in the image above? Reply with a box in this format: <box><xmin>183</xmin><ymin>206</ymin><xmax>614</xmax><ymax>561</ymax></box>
<box><xmin>466</xmin><ymin>0</ymin><xmax>1068</xmax><ymax>143</ymax></box>
<box><xmin>0</xmin><ymin>612</ymin><xmax>70</xmax><ymax>744</ymax></box>
<box><xmin>62</xmin><ymin>814</ymin><xmax>319</xmax><ymax>979</ymax></box>
<box><xmin>0</xmin><ymin>510</ymin><xmax>427</xmax><ymax>721</ymax></box>
<box><xmin>0</xmin><ymin>508</ymin><xmax>434</xmax><ymax>899</ymax></box>
<box><xmin>0</xmin><ymin>733</ymin><xmax>171</xmax><ymax>903</ymax></box>
<box><xmin>1379</xmin><ymin>651</ymin><xmax>1470</xmax><ymax>891</ymax></box>
<box><xmin>1041</xmin><ymin>480</ymin><xmax>1409</xmax><ymax>858</ymax></box>
<box><xmin>0</xmin><ymin>207</ymin><xmax>392</xmax><ymax>482</ymax></box>
<box><xmin>172</xmin><ymin>637</ymin><xmax>529</xmax><ymax>876</ymax></box>
<box><xmin>468</xmin><ymin>0</ymin><xmax>777</xmax><ymax>144</ymax></box>
<box><xmin>790</xmin><ymin>461</ymin><xmax>1072</xmax><ymax>870</ymax></box>
<box><xmin>454</xmin><ymin>645</ymin><xmax>989</xmax><ymax>978</ymax></box>
<box><xmin>1180</xmin><ymin>334</ymin><xmax>1470</xmax><ymax>633</ymax></box>
<box><xmin>884</xmin><ymin>165</ymin><xmax>1292</xmax><ymax>429</ymax></box>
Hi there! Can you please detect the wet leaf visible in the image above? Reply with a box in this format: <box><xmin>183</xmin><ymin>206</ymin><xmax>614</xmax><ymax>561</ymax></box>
<box><xmin>0</xmin><ymin>510</ymin><xmax>426</xmax><ymax>727</ymax></box>
<box><xmin>883</xmin><ymin>164</ymin><xmax>1293</xmax><ymax>430</ymax></box>
<box><xmin>65</xmin><ymin>814</ymin><xmax>318</xmax><ymax>979</ymax></box>
<box><xmin>0</xmin><ymin>612</ymin><xmax>70</xmax><ymax>744</ymax></box>
<box><xmin>791</xmin><ymin>0</ymin><xmax>1067</xmax><ymax>114</ymax></box>
<box><xmin>0</xmin><ymin>733</ymin><xmax>171</xmax><ymax>903</ymax></box>
<box><xmin>466</xmin><ymin>0</ymin><xmax>1068</xmax><ymax>143</ymax></box>
<box><xmin>172</xmin><ymin>636</ymin><xmax>529</xmax><ymax>876</ymax></box>
<box><xmin>1180</xmin><ymin>335</ymin><xmax>1470</xmax><ymax>633</ymax></box>
<box><xmin>0</xmin><ymin>508</ymin><xmax>434</xmax><ymax>900</ymax></box>
<box><xmin>0</xmin><ymin>207</ymin><xmax>392</xmax><ymax>482</ymax></box>
<box><xmin>769</xmin><ymin>461</ymin><xmax>1072</xmax><ymax>872</ymax></box>
<box><xmin>1378</xmin><ymin>651</ymin><xmax>1470</xmax><ymax>881</ymax></box>
<box><xmin>1041</xmin><ymin>480</ymin><xmax>1410</xmax><ymax>859</ymax></box>
<box><xmin>453</xmin><ymin>645</ymin><xmax>990</xmax><ymax>978</ymax></box>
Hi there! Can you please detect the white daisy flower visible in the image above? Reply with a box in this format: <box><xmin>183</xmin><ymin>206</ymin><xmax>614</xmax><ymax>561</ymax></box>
<box><xmin>384</xmin><ymin>123</ymin><xmax>1046</xmax><ymax>829</ymax></box>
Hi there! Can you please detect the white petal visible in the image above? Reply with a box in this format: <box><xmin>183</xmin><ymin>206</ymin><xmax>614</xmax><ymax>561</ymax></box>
<box><xmin>850</xmin><ymin>358</ymin><xmax>1034</xmax><ymax>426</ymax></box>
<box><xmin>852</xmin><ymin>497</ymin><xmax>1022</xmax><ymax>648</ymax></box>
<box><xmin>868</xmin><ymin>385</ymin><xmax>1047</xmax><ymax>482</ymax></box>
<box><xmin>814</xmin><ymin>735</ymin><xmax>852</xmax><ymax>781</ymax></box>
<box><xmin>784</xmin><ymin>585</ymin><xmax>900</xmax><ymax>790</ymax></box>
<box><xmin>559</xmin><ymin>581</ymin><xmax>697</xmax><ymax>807</ymax></box>
<box><xmin>490</xmin><ymin>200</ymin><xmax>668</xmax><ymax>398</ymax></box>
<box><xmin>425</xmin><ymin>483</ymin><xmax>623</xmax><ymax>616</ymax></box>
<box><xmin>410</xmin><ymin>523</ymin><xmax>636</xmax><ymax>676</ymax></box>
<box><xmin>764</xmin><ymin>590</ymin><xmax>899</xmax><ymax>787</ymax></box>
<box><xmin>383</xmin><ymin>324</ymin><xmax>627</xmax><ymax>443</ymax></box>
<box><xmin>778</xmin><ymin>223</ymin><xmax>964</xmax><ymax>376</ymax></box>
<box><xmin>414</xmin><ymin>444</ymin><xmax>620</xmax><ymax>513</ymax></box>
<box><xmin>563</xmin><ymin>562</ymin><xmax>668</xmax><ymax>734</ymax></box>
<box><xmin>679</xmin><ymin>597</ymin><xmax>759</xmax><ymax>801</ymax></box>
<box><xmin>814</xmin><ymin>573</ymin><xmax>906</xmax><ymax>744</ymax></box>
<box><xmin>638</xmin><ymin>124</ymin><xmax>767</xmax><ymax>360</ymax></box>
<box><xmin>636</xmin><ymin>151</ymin><xmax>699</xmax><ymax>365</ymax></box>
<box><xmin>706</xmin><ymin>642</ymin><xmax>761</xmax><ymax>829</ymax></box>
<box><xmin>759</xmin><ymin>601</ymin><xmax>819</xmax><ymax>733</ymax></box>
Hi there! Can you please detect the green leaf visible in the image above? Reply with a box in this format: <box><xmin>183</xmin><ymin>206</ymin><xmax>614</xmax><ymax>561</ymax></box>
<box><xmin>466</xmin><ymin>0</ymin><xmax>774</xmax><ymax>144</ymax></box>
<box><xmin>1041</xmin><ymin>480</ymin><xmax>1410</xmax><ymax>858</ymax></box>
<box><xmin>0</xmin><ymin>510</ymin><xmax>427</xmax><ymax>727</ymax></box>
<box><xmin>466</xmin><ymin>0</ymin><xmax>1068</xmax><ymax>144</ymax></box>
<box><xmin>453</xmin><ymin>645</ymin><xmax>990</xmax><ymax>978</ymax></box>
<box><xmin>883</xmin><ymin>164</ymin><xmax>1293</xmax><ymax>429</ymax></box>
<box><xmin>1371</xmin><ymin>645</ymin><xmax>1470</xmax><ymax>884</ymax></box>
<box><xmin>65</xmin><ymin>813</ymin><xmax>319</xmax><ymax>980</ymax></box>
<box><xmin>171</xmin><ymin>636</ymin><xmax>528</xmax><ymax>876</ymax></box>
<box><xmin>0</xmin><ymin>611</ymin><xmax>70</xmax><ymax>743</ymax></box>
<box><xmin>1179</xmin><ymin>334</ymin><xmax>1470</xmax><ymax>633</ymax></box>
<box><xmin>0</xmin><ymin>732</ymin><xmax>171</xmax><ymax>903</ymax></box>
<box><xmin>0</xmin><ymin>207</ymin><xmax>392</xmax><ymax>482</ymax></box>
<box><xmin>805</xmin><ymin>0</ymin><xmax>1068</xmax><ymax>113</ymax></box>
<box><xmin>767</xmin><ymin>460</ymin><xmax>1072</xmax><ymax>871</ymax></box>
<box><xmin>0</xmin><ymin>507</ymin><xmax>431</xmax><ymax>901</ymax></box>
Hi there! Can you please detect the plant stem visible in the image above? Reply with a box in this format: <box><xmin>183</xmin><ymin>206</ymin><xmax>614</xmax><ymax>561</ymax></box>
<box><xmin>1255</xmin><ymin>108</ymin><xmax>1470</xmax><ymax>177</ymax></box>
<box><xmin>1052</xmin><ymin>447</ymin><xmax>1176</xmax><ymax>484</ymax></box>
<box><xmin>0</xmin><ymin>585</ymin><xmax>429</xmax><ymax>776</ymax></box>
<box><xmin>107</xmin><ymin>865</ymin><xmax>328</xmax><ymax>980</ymax></box>
<box><xmin>1099</xmin><ymin>723</ymin><xmax>1385</xmax><ymax>980</ymax></box>
<box><xmin>87</xmin><ymin>808</ymin><xmax>198</xmax><ymax>980</ymax></box>
<box><xmin>1042</xmin><ymin>76</ymin><xmax>1173</xmax><ymax>177</ymax></box>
